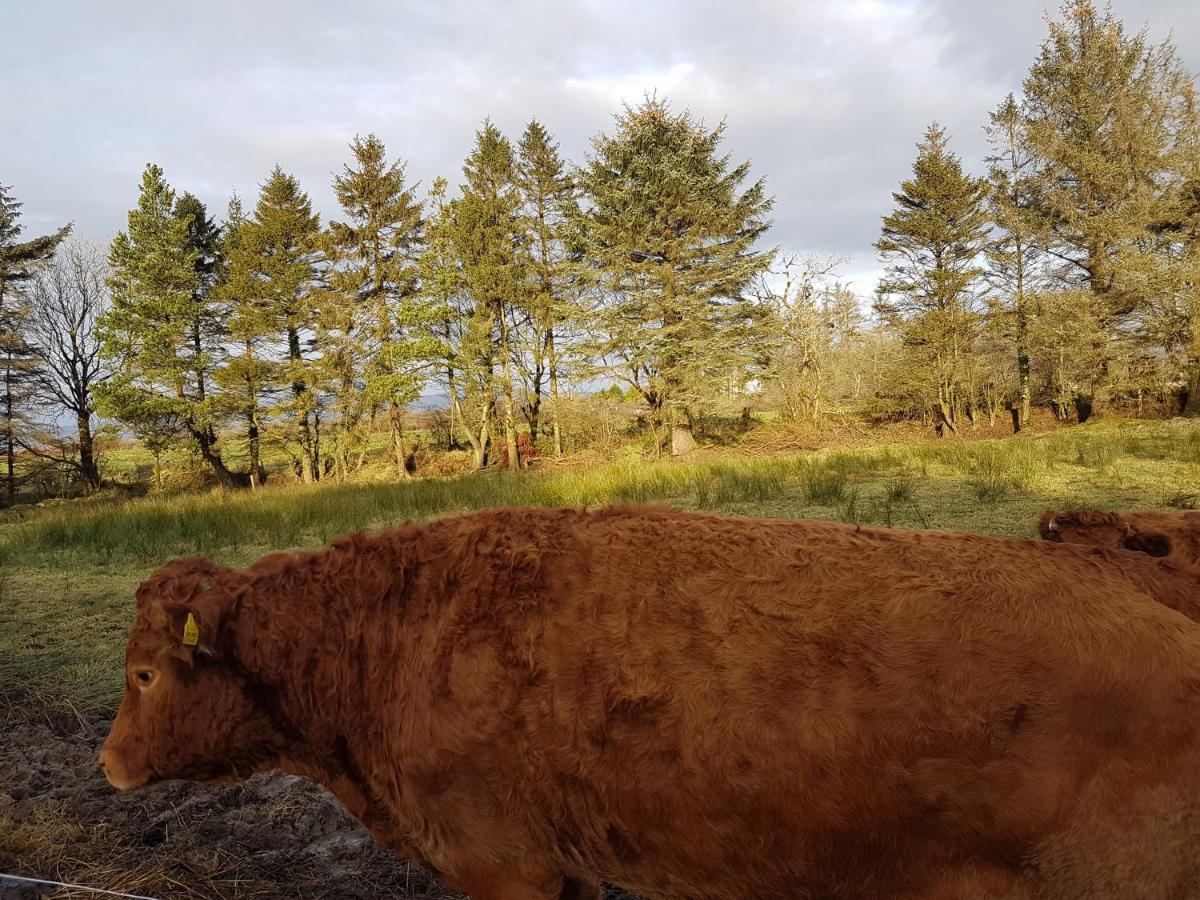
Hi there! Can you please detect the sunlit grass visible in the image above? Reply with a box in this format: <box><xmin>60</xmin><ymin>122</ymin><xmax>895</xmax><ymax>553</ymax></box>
<box><xmin>2</xmin><ymin>417</ymin><xmax>1198</xmax><ymax>712</ymax></box>
<box><xmin>7</xmin><ymin>418</ymin><xmax>1200</xmax><ymax>566</ymax></box>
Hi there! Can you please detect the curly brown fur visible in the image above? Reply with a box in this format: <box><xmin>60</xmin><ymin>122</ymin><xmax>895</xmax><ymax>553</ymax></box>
<box><xmin>1040</xmin><ymin>508</ymin><xmax>1200</xmax><ymax>574</ymax></box>
<box><xmin>103</xmin><ymin>506</ymin><xmax>1200</xmax><ymax>899</ymax></box>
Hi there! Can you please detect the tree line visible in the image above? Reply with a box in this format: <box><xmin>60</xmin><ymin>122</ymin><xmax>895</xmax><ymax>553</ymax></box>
<box><xmin>0</xmin><ymin>1</ymin><xmax>1196</xmax><ymax>502</ymax></box>
<box><xmin>872</xmin><ymin>2</ymin><xmax>1199</xmax><ymax>434</ymax></box>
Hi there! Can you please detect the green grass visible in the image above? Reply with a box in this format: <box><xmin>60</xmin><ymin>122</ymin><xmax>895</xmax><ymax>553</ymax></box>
<box><xmin>3</xmin><ymin>417</ymin><xmax>1198</xmax><ymax>713</ymax></box>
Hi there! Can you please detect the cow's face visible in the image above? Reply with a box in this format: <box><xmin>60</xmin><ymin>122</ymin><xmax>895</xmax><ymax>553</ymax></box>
<box><xmin>1040</xmin><ymin>512</ymin><xmax>1173</xmax><ymax>559</ymax></box>
<box><xmin>1041</xmin><ymin>515</ymin><xmax>1127</xmax><ymax>551</ymax></box>
<box><xmin>99</xmin><ymin>558</ymin><xmax>284</xmax><ymax>790</ymax></box>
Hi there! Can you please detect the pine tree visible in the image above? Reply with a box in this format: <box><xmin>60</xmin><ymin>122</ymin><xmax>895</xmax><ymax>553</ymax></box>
<box><xmin>574</xmin><ymin>98</ymin><xmax>774</xmax><ymax>452</ymax></box>
<box><xmin>874</xmin><ymin>124</ymin><xmax>990</xmax><ymax>435</ymax></box>
<box><xmin>174</xmin><ymin>192</ymin><xmax>225</xmax><ymax>448</ymax></box>
<box><xmin>326</xmin><ymin>134</ymin><xmax>429</xmax><ymax>478</ymax></box>
<box><xmin>1150</xmin><ymin>99</ymin><xmax>1200</xmax><ymax>415</ymax></box>
<box><xmin>515</xmin><ymin>119</ymin><xmax>578</xmax><ymax>457</ymax></box>
<box><xmin>0</xmin><ymin>184</ymin><xmax>69</xmax><ymax>505</ymax></box>
<box><xmin>99</xmin><ymin>165</ymin><xmax>248</xmax><ymax>487</ymax></box>
<box><xmin>212</xmin><ymin>195</ymin><xmax>274</xmax><ymax>486</ymax></box>
<box><xmin>451</xmin><ymin>121</ymin><xmax>527</xmax><ymax>470</ymax></box>
<box><xmin>237</xmin><ymin>167</ymin><xmax>324</xmax><ymax>481</ymax></box>
<box><xmin>419</xmin><ymin>177</ymin><xmax>494</xmax><ymax>466</ymax></box>
<box><xmin>986</xmin><ymin>94</ymin><xmax>1045</xmax><ymax>431</ymax></box>
<box><xmin>1177</xmin><ymin>168</ymin><xmax>1200</xmax><ymax>416</ymax></box>
<box><xmin>1020</xmin><ymin>1</ymin><xmax>1196</xmax><ymax>416</ymax></box>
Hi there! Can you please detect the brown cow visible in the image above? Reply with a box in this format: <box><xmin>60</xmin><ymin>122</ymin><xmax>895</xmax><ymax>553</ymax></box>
<box><xmin>1040</xmin><ymin>509</ymin><xmax>1200</xmax><ymax>573</ymax></box>
<box><xmin>101</xmin><ymin>506</ymin><xmax>1200</xmax><ymax>899</ymax></box>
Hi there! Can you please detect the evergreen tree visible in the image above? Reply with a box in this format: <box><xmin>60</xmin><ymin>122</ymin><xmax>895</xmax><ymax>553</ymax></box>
<box><xmin>451</xmin><ymin>121</ymin><xmax>527</xmax><ymax>469</ymax></box>
<box><xmin>212</xmin><ymin>195</ymin><xmax>273</xmax><ymax>486</ymax></box>
<box><xmin>1150</xmin><ymin>104</ymin><xmax>1200</xmax><ymax>415</ymax></box>
<box><xmin>99</xmin><ymin>165</ymin><xmax>247</xmax><ymax>487</ymax></box>
<box><xmin>515</xmin><ymin>119</ymin><xmax>578</xmax><ymax>457</ymax></box>
<box><xmin>237</xmin><ymin>167</ymin><xmax>324</xmax><ymax>481</ymax></box>
<box><xmin>174</xmin><ymin>192</ymin><xmax>225</xmax><ymax>447</ymax></box>
<box><xmin>419</xmin><ymin>177</ymin><xmax>495</xmax><ymax>466</ymax></box>
<box><xmin>0</xmin><ymin>184</ymin><xmax>69</xmax><ymax>505</ymax></box>
<box><xmin>326</xmin><ymin>134</ymin><xmax>430</xmax><ymax>478</ymax></box>
<box><xmin>874</xmin><ymin>124</ymin><xmax>990</xmax><ymax>435</ymax></box>
<box><xmin>1020</xmin><ymin>0</ymin><xmax>1196</xmax><ymax>416</ymax></box>
<box><xmin>986</xmin><ymin>94</ymin><xmax>1045</xmax><ymax>431</ymax></box>
<box><xmin>574</xmin><ymin>98</ymin><xmax>773</xmax><ymax>452</ymax></box>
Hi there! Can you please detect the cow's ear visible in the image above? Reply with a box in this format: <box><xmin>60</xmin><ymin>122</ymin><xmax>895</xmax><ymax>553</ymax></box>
<box><xmin>161</xmin><ymin>587</ymin><xmax>227</xmax><ymax>660</ymax></box>
<box><xmin>1123</xmin><ymin>532</ymin><xmax>1173</xmax><ymax>558</ymax></box>
<box><xmin>1038</xmin><ymin>511</ymin><xmax>1061</xmax><ymax>540</ymax></box>
<box><xmin>139</xmin><ymin>557</ymin><xmax>235</xmax><ymax>660</ymax></box>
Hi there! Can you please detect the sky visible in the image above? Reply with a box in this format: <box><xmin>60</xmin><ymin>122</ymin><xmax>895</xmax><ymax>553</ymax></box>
<box><xmin>3</xmin><ymin>0</ymin><xmax>1198</xmax><ymax>296</ymax></box>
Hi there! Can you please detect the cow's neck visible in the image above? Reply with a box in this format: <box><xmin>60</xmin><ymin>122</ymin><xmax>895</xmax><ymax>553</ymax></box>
<box><xmin>230</xmin><ymin>540</ymin><xmax>419</xmax><ymax>797</ymax></box>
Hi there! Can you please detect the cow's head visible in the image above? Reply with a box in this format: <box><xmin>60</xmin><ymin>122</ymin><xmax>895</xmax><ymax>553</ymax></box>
<box><xmin>99</xmin><ymin>557</ymin><xmax>285</xmax><ymax>790</ymax></box>
<box><xmin>1039</xmin><ymin>510</ymin><xmax>1173</xmax><ymax>558</ymax></box>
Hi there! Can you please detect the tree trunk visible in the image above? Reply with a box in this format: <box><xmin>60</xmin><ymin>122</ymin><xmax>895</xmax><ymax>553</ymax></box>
<box><xmin>192</xmin><ymin>319</ymin><xmax>215</xmax><ymax>445</ymax></box>
<box><xmin>77</xmin><ymin>412</ymin><xmax>100</xmax><ymax>490</ymax></box>
<box><xmin>1184</xmin><ymin>358</ymin><xmax>1200</xmax><ymax>417</ymax></box>
<box><xmin>390</xmin><ymin>406</ymin><xmax>410</xmax><ymax>479</ymax></box>
<box><xmin>671</xmin><ymin>424</ymin><xmax>697</xmax><ymax>457</ymax></box>
<box><xmin>287</xmin><ymin>325</ymin><xmax>317</xmax><ymax>482</ymax></box>
<box><xmin>935</xmin><ymin>398</ymin><xmax>958</xmax><ymax>436</ymax></box>
<box><xmin>527</xmin><ymin>393</ymin><xmax>541</xmax><ymax>448</ymax></box>
<box><xmin>451</xmin><ymin>392</ymin><xmax>489</xmax><ymax>471</ymax></box>
<box><xmin>547</xmin><ymin>329</ymin><xmax>563</xmax><ymax>458</ymax></box>
<box><xmin>498</xmin><ymin>306</ymin><xmax>519</xmax><ymax>471</ymax></box>
<box><xmin>1015</xmin><ymin>297</ymin><xmax>1031</xmax><ymax>432</ymax></box>
<box><xmin>247</xmin><ymin>414</ymin><xmax>266</xmax><ymax>489</ymax></box>
<box><xmin>4</xmin><ymin>363</ymin><xmax>13</xmax><ymax>507</ymax></box>
<box><xmin>190</xmin><ymin>424</ymin><xmax>249</xmax><ymax>489</ymax></box>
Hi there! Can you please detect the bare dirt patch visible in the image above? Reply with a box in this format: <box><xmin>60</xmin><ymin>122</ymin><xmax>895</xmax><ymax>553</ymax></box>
<box><xmin>0</xmin><ymin>710</ymin><xmax>638</xmax><ymax>899</ymax></box>
<box><xmin>0</xmin><ymin>709</ymin><xmax>453</xmax><ymax>899</ymax></box>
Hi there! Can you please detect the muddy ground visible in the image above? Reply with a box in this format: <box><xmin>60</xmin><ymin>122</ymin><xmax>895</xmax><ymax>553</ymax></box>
<box><xmin>0</xmin><ymin>709</ymin><xmax>635</xmax><ymax>899</ymax></box>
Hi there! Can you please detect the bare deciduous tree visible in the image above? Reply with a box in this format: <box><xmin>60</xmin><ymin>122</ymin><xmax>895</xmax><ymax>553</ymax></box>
<box><xmin>27</xmin><ymin>239</ymin><xmax>110</xmax><ymax>490</ymax></box>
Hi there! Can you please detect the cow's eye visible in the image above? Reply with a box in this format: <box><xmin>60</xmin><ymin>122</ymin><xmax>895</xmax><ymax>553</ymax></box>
<box><xmin>134</xmin><ymin>670</ymin><xmax>156</xmax><ymax>687</ymax></box>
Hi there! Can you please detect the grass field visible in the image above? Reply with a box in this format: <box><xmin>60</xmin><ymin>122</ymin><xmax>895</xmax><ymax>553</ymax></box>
<box><xmin>2</xmin><ymin>417</ymin><xmax>1198</xmax><ymax>714</ymax></box>
<box><xmin>1</xmin><ymin>416</ymin><xmax>1198</xmax><ymax>899</ymax></box>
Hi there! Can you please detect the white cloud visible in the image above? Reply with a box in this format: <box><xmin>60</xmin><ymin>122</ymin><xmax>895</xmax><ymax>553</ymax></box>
<box><xmin>565</xmin><ymin>62</ymin><xmax>699</xmax><ymax>106</ymax></box>
<box><xmin>2</xmin><ymin>0</ymin><xmax>1196</xmax><ymax>303</ymax></box>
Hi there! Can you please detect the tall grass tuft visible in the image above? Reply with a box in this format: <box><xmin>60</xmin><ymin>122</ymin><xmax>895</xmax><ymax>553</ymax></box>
<box><xmin>800</xmin><ymin>464</ymin><xmax>848</xmax><ymax>505</ymax></box>
<box><xmin>1073</xmin><ymin>434</ymin><xmax>1127</xmax><ymax>470</ymax></box>
<box><xmin>959</xmin><ymin>445</ymin><xmax>1034</xmax><ymax>502</ymax></box>
<box><xmin>885</xmin><ymin>478</ymin><xmax>915</xmax><ymax>504</ymax></box>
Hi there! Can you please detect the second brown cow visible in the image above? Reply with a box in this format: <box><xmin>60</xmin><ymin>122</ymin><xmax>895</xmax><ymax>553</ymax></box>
<box><xmin>1040</xmin><ymin>508</ymin><xmax>1200</xmax><ymax>573</ymax></box>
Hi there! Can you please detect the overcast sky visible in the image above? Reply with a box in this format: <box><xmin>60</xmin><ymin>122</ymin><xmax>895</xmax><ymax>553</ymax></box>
<box><xmin>3</xmin><ymin>0</ymin><xmax>1197</xmax><ymax>293</ymax></box>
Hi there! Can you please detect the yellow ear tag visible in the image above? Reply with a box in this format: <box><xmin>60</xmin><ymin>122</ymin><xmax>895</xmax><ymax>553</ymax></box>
<box><xmin>182</xmin><ymin>612</ymin><xmax>200</xmax><ymax>647</ymax></box>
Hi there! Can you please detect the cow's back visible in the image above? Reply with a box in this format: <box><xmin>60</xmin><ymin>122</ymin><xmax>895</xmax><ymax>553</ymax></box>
<box><xmin>368</xmin><ymin>507</ymin><xmax>1200</xmax><ymax>898</ymax></box>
